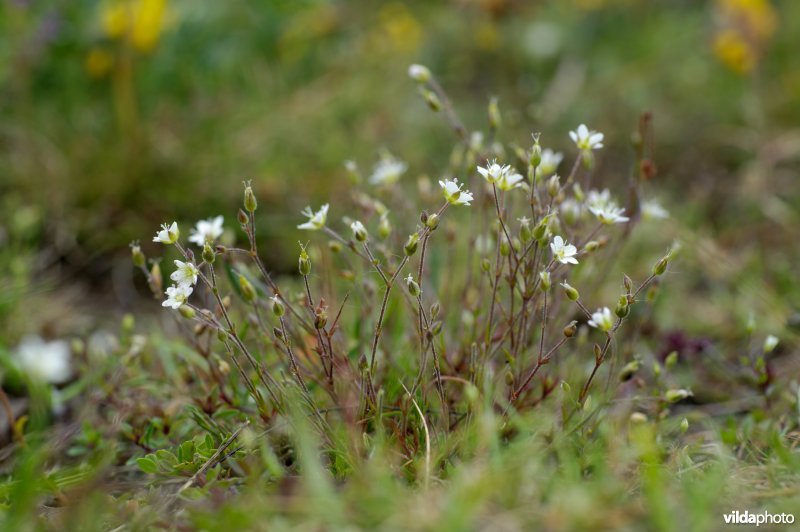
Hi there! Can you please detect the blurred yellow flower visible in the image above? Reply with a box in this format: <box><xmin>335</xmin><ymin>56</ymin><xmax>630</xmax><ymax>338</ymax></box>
<box><xmin>713</xmin><ymin>0</ymin><xmax>777</xmax><ymax>74</ymax></box>
<box><xmin>378</xmin><ymin>3</ymin><xmax>422</xmax><ymax>53</ymax></box>
<box><xmin>85</xmin><ymin>48</ymin><xmax>115</xmax><ymax>78</ymax></box>
<box><xmin>100</xmin><ymin>0</ymin><xmax>171</xmax><ymax>53</ymax></box>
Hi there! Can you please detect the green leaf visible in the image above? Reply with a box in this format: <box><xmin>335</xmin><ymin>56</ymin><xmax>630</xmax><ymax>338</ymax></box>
<box><xmin>137</xmin><ymin>456</ymin><xmax>159</xmax><ymax>475</ymax></box>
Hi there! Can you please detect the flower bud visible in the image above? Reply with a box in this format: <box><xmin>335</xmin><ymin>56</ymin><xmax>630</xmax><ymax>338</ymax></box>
<box><xmin>539</xmin><ymin>271</ymin><xmax>551</xmax><ymax>291</ymax></box>
<box><xmin>298</xmin><ymin>245</ymin><xmax>311</xmax><ymax>276</ymax></box>
<box><xmin>408</xmin><ymin>64</ymin><xmax>431</xmax><ymax>83</ymax></box>
<box><xmin>271</xmin><ymin>295</ymin><xmax>285</xmax><ymax>317</ymax></box>
<box><xmin>665</xmin><ymin>389</ymin><xmax>693</xmax><ymax>403</ymax></box>
<box><xmin>619</xmin><ymin>360</ymin><xmax>640</xmax><ymax>381</ymax></box>
<box><xmin>406</xmin><ymin>275</ymin><xmax>421</xmax><ymax>297</ymax></box>
<box><xmin>425</xmin><ymin>213</ymin><xmax>439</xmax><ymax>230</ymax></box>
<box><xmin>500</xmin><ymin>239</ymin><xmax>510</xmax><ymax>257</ymax></box>
<box><xmin>763</xmin><ymin>334</ymin><xmax>779</xmax><ymax>353</ymax></box>
<box><xmin>273</xmin><ymin>327</ymin><xmax>284</xmax><ymax>342</ymax></box>
<box><xmin>244</xmin><ymin>182</ymin><xmax>257</xmax><ymax>213</ymax></box>
<box><xmin>488</xmin><ymin>97</ymin><xmax>501</xmax><ymax>130</ymax></box>
<box><xmin>629</xmin><ymin>412</ymin><xmax>648</xmax><ymax>424</ymax></box>
<box><xmin>404</xmin><ymin>233</ymin><xmax>419</xmax><ymax>256</ymax></box>
<box><xmin>664</xmin><ymin>350</ymin><xmax>679</xmax><ymax>369</ymax></box>
<box><xmin>547</xmin><ymin>174</ymin><xmax>560</xmax><ymax>197</ymax></box>
<box><xmin>615</xmin><ymin>295</ymin><xmax>630</xmax><ymax>318</ymax></box>
<box><xmin>130</xmin><ymin>242</ymin><xmax>146</xmax><ymax>268</ymax></box>
<box><xmin>350</xmin><ymin>220</ymin><xmax>368</xmax><ymax>242</ymax></box>
<box><xmin>561</xmin><ymin>282</ymin><xmax>579</xmax><ymax>301</ymax></box>
<box><xmin>238</xmin><ymin>275</ymin><xmax>257</xmax><ymax>303</ymax></box>
<box><xmin>329</xmin><ymin>240</ymin><xmax>343</xmax><ymax>253</ymax></box>
<box><xmin>314</xmin><ymin>305</ymin><xmax>328</xmax><ymax>330</ymax></box>
<box><xmin>202</xmin><ymin>243</ymin><xmax>215</xmax><ymax>264</ymax></box>
<box><xmin>623</xmin><ymin>274</ymin><xmax>633</xmax><ymax>293</ymax></box>
<box><xmin>584</xmin><ymin>241</ymin><xmax>600</xmax><ymax>253</ymax></box>
<box><xmin>378</xmin><ymin>213</ymin><xmax>392</xmax><ymax>239</ymax></box>
<box><xmin>430</xmin><ymin>320</ymin><xmax>442</xmax><ymax>336</ymax></box>
<box><xmin>422</xmin><ymin>89</ymin><xmax>441</xmax><ymax>112</ymax></box>
<box><xmin>504</xmin><ymin>369</ymin><xmax>515</xmax><ymax>386</ymax></box>
<box><xmin>652</xmin><ymin>255</ymin><xmax>669</xmax><ymax>276</ymax></box>
<box><xmin>430</xmin><ymin>302</ymin><xmax>440</xmax><ymax>320</ymax></box>
<box><xmin>238</xmin><ymin>209</ymin><xmax>249</xmax><ymax>226</ymax></box>
<box><xmin>179</xmin><ymin>305</ymin><xmax>196</xmax><ymax>320</ymax></box>
<box><xmin>149</xmin><ymin>262</ymin><xmax>162</xmax><ymax>294</ymax></box>
<box><xmin>481</xmin><ymin>258</ymin><xmax>491</xmax><ymax>273</ymax></box>
<box><xmin>563</xmin><ymin>320</ymin><xmax>577</xmax><ymax>338</ymax></box>
<box><xmin>530</xmin><ymin>139</ymin><xmax>542</xmax><ymax>168</ymax></box>
<box><xmin>533</xmin><ymin>219</ymin><xmax>548</xmax><ymax>241</ymax></box>
<box><xmin>680</xmin><ymin>418</ymin><xmax>689</xmax><ymax>433</ymax></box>
<box><xmin>519</xmin><ymin>217</ymin><xmax>532</xmax><ymax>243</ymax></box>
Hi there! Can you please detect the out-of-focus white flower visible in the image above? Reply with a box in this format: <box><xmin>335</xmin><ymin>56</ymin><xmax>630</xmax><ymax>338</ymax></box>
<box><xmin>408</xmin><ymin>64</ymin><xmax>431</xmax><ymax>82</ymax></box>
<box><xmin>588</xmin><ymin>307</ymin><xmax>615</xmax><ymax>332</ymax></box>
<box><xmin>163</xmin><ymin>284</ymin><xmax>193</xmax><ymax>309</ymax></box>
<box><xmin>153</xmin><ymin>222</ymin><xmax>179</xmax><ymax>244</ymax></box>
<box><xmin>560</xmin><ymin>198</ymin><xmax>583</xmax><ymax>225</ymax></box>
<box><xmin>15</xmin><ymin>335</ymin><xmax>72</xmax><ymax>384</ymax></box>
<box><xmin>439</xmin><ymin>178</ymin><xmax>474</xmax><ymax>206</ymax></box>
<box><xmin>298</xmin><ymin>204</ymin><xmax>329</xmax><ymax>231</ymax></box>
<box><xmin>188</xmin><ymin>216</ymin><xmax>224</xmax><ymax>246</ymax></box>
<box><xmin>350</xmin><ymin>220</ymin><xmax>368</xmax><ymax>242</ymax></box>
<box><xmin>589</xmin><ymin>204</ymin><xmax>630</xmax><ymax>225</ymax></box>
<box><xmin>170</xmin><ymin>260</ymin><xmax>199</xmax><ymax>287</ymax></box>
<box><xmin>477</xmin><ymin>160</ymin><xmax>512</xmax><ymax>184</ymax></box>
<box><xmin>569</xmin><ymin>124</ymin><xmax>604</xmax><ymax>152</ymax></box>
<box><xmin>369</xmin><ymin>157</ymin><xmax>407</xmax><ymax>186</ymax></box>
<box><xmin>539</xmin><ymin>148</ymin><xmax>563</xmax><ymax>177</ymax></box>
<box><xmin>586</xmin><ymin>189</ymin><xmax>612</xmax><ymax>209</ymax></box>
<box><xmin>763</xmin><ymin>335</ymin><xmax>779</xmax><ymax>353</ymax></box>
<box><xmin>550</xmin><ymin>235</ymin><xmax>579</xmax><ymax>265</ymax></box>
<box><xmin>641</xmin><ymin>199</ymin><xmax>669</xmax><ymax>220</ymax></box>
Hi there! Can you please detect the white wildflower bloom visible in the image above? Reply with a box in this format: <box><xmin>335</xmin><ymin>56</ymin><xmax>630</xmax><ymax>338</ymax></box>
<box><xmin>15</xmin><ymin>335</ymin><xmax>72</xmax><ymax>384</ymax></box>
<box><xmin>439</xmin><ymin>178</ymin><xmax>474</xmax><ymax>206</ymax></box>
<box><xmin>589</xmin><ymin>204</ymin><xmax>630</xmax><ymax>225</ymax></box>
<box><xmin>188</xmin><ymin>216</ymin><xmax>224</xmax><ymax>246</ymax></box>
<box><xmin>588</xmin><ymin>307</ymin><xmax>615</xmax><ymax>332</ymax></box>
<box><xmin>408</xmin><ymin>64</ymin><xmax>431</xmax><ymax>82</ymax></box>
<box><xmin>539</xmin><ymin>149</ymin><xmax>563</xmax><ymax>176</ymax></box>
<box><xmin>559</xmin><ymin>198</ymin><xmax>583</xmax><ymax>225</ymax></box>
<box><xmin>496</xmin><ymin>170</ymin><xmax>524</xmax><ymax>191</ymax></box>
<box><xmin>641</xmin><ymin>199</ymin><xmax>669</xmax><ymax>220</ymax></box>
<box><xmin>298</xmin><ymin>204</ymin><xmax>329</xmax><ymax>231</ymax></box>
<box><xmin>369</xmin><ymin>157</ymin><xmax>407</xmax><ymax>186</ymax></box>
<box><xmin>153</xmin><ymin>221</ymin><xmax>179</xmax><ymax>244</ymax></box>
<box><xmin>477</xmin><ymin>160</ymin><xmax>512</xmax><ymax>184</ymax></box>
<box><xmin>550</xmin><ymin>235</ymin><xmax>579</xmax><ymax>265</ymax></box>
<box><xmin>763</xmin><ymin>335</ymin><xmax>779</xmax><ymax>353</ymax></box>
<box><xmin>569</xmin><ymin>124</ymin><xmax>604</xmax><ymax>151</ymax></box>
<box><xmin>170</xmin><ymin>260</ymin><xmax>199</xmax><ymax>287</ymax></box>
<box><xmin>586</xmin><ymin>188</ymin><xmax>613</xmax><ymax>210</ymax></box>
<box><xmin>163</xmin><ymin>283</ymin><xmax>193</xmax><ymax>309</ymax></box>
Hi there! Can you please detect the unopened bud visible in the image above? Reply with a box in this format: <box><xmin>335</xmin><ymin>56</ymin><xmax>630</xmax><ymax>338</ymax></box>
<box><xmin>665</xmin><ymin>389</ymin><xmax>693</xmax><ymax>403</ymax></box>
<box><xmin>680</xmin><ymin>418</ymin><xmax>689</xmax><ymax>433</ymax></box>
<box><xmin>202</xmin><ymin>243</ymin><xmax>215</xmax><ymax>264</ymax></box>
<box><xmin>615</xmin><ymin>295</ymin><xmax>630</xmax><ymax>318</ymax></box>
<box><xmin>298</xmin><ymin>245</ymin><xmax>311</xmax><ymax>276</ymax></box>
<box><xmin>481</xmin><ymin>258</ymin><xmax>492</xmax><ymax>273</ymax></box>
<box><xmin>314</xmin><ymin>306</ymin><xmax>328</xmax><ymax>330</ymax></box>
<box><xmin>664</xmin><ymin>351</ymin><xmax>679</xmax><ymax>369</ymax></box>
<box><xmin>430</xmin><ymin>320</ymin><xmax>442</xmax><ymax>336</ymax></box>
<box><xmin>149</xmin><ymin>262</ymin><xmax>162</xmax><ymax>294</ymax></box>
<box><xmin>130</xmin><ymin>242</ymin><xmax>145</xmax><ymax>268</ymax></box>
<box><xmin>404</xmin><ymin>233</ymin><xmax>420</xmax><ymax>256</ymax></box>
<box><xmin>529</xmin><ymin>141</ymin><xmax>542</xmax><ymax>168</ymax></box>
<box><xmin>350</xmin><ymin>220</ymin><xmax>368</xmax><ymax>242</ymax></box>
<box><xmin>561</xmin><ymin>282</ymin><xmax>579</xmax><ymax>301</ymax></box>
<box><xmin>630</xmin><ymin>412</ymin><xmax>648</xmax><ymax>424</ymax></box>
<box><xmin>539</xmin><ymin>271</ymin><xmax>551</xmax><ymax>291</ymax></box>
<box><xmin>653</xmin><ymin>255</ymin><xmax>669</xmax><ymax>276</ymax></box>
<box><xmin>430</xmin><ymin>302</ymin><xmax>440</xmax><ymax>320</ymax></box>
<box><xmin>519</xmin><ymin>217</ymin><xmax>532</xmax><ymax>243</ymax></box>
<box><xmin>238</xmin><ymin>275</ymin><xmax>256</xmax><ymax>303</ymax></box>
<box><xmin>488</xmin><ymin>97</ymin><xmax>501</xmax><ymax>130</ymax></box>
<box><xmin>500</xmin><ymin>239</ymin><xmax>510</xmax><ymax>257</ymax></box>
<box><xmin>547</xmin><ymin>174</ymin><xmax>560</xmax><ymax>197</ymax></box>
<box><xmin>406</xmin><ymin>275</ymin><xmax>421</xmax><ymax>297</ymax></box>
<box><xmin>584</xmin><ymin>241</ymin><xmax>600</xmax><ymax>253</ymax></box>
<box><xmin>426</xmin><ymin>213</ymin><xmax>439</xmax><ymax>230</ymax></box>
<box><xmin>619</xmin><ymin>360</ymin><xmax>640</xmax><ymax>381</ymax></box>
<box><xmin>378</xmin><ymin>213</ymin><xmax>392</xmax><ymax>239</ymax></box>
<box><xmin>422</xmin><ymin>89</ymin><xmax>441</xmax><ymax>111</ymax></box>
<box><xmin>179</xmin><ymin>306</ymin><xmax>196</xmax><ymax>320</ymax></box>
<box><xmin>271</xmin><ymin>296</ymin><xmax>285</xmax><ymax>317</ymax></box>
<box><xmin>563</xmin><ymin>320</ymin><xmax>577</xmax><ymax>338</ymax></box>
<box><xmin>408</xmin><ymin>64</ymin><xmax>431</xmax><ymax>83</ymax></box>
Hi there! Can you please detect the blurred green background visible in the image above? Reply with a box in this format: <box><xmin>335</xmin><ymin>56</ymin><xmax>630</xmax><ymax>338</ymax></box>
<box><xmin>1</xmin><ymin>0</ymin><xmax>799</xmax><ymax>340</ymax></box>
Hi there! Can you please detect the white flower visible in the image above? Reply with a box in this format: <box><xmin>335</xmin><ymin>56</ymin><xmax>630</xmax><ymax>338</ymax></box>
<box><xmin>350</xmin><ymin>220</ymin><xmax>368</xmax><ymax>242</ymax></box>
<box><xmin>369</xmin><ymin>157</ymin><xmax>407</xmax><ymax>186</ymax></box>
<box><xmin>298</xmin><ymin>204</ymin><xmax>329</xmax><ymax>231</ymax></box>
<box><xmin>153</xmin><ymin>222</ymin><xmax>179</xmax><ymax>244</ymax></box>
<box><xmin>569</xmin><ymin>124</ymin><xmax>604</xmax><ymax>151</ymax></box>
<box><xmin>589</xmin><ymin>204</ymin><xmax>630</xmax><ymax>225</ymax></box>
<box><xmin>641</xmin><ymin>199</ymin><xmax>669</xmax><ymax>220</ymax></box>
<box><xmin>588</xmin><ymin>307</ymin><xmax>615</xmax><ymax>332</ymax></box>
<box><xmin>763</xmin><ymin>335</ymin><xmax>779</xmax><ymax>353</ymax></box>
<box><xmin>170</xmin><ymin>260</ymin><xmax>199</xmax><ymax>287</ymax></box>
<box><xmin>559</xmin><ymin>198</ymin><xmax>583</xmax><ymax>225</ymax></box>
<box><xmin>477</xmin><ymin>160</ymin><xmax>512</xmax><ymax>184</ymax></box>
<box><xmin>439</xmin><ymin>178</ymin><xmax>474</xmax><ymax>206</ymax></box>
<box><xmin>550</xmin><ymin>235</ymin><xmax>579</xmax><ymax>265</ymax></box>
<box><xmin>497</xmin><ymin>170</ymin><xmax>524</xmax><ymax>191</ymax></box>
<box><xmin>586</xmin><ymin>189</ymin><xmax>612</xmax><ymax>210</ymax></box>
<box><xmin>15</xmin><ymin>335</ymin><xmax>72</xmax><ymax>384</ymax></box>
<box><xmin>188</xmin><ymin>216</ymin><xmax>224</xmax><ymax>246</ymax></box>
<box><xmin>163</xmin><ymin>283</ymin><xmax>193</xmax><ymax>309</ymax></box>
<box><xmin>408</xmin><ymin>64</ymin><xmax>431</xmax><ymax>82</ymax></box>
<box><xmin>539</xmin><ymin>149</ymin><xmax>563</xmax><ymax>176</ymax></box>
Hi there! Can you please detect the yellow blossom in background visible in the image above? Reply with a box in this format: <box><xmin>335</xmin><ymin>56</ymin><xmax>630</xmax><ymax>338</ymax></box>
<box><xmin>712</xmin><ymin>0</ymin><xmax>777</xmax><ymax>74</ymax></box>
<box><xmin>85</xmin><ymin>48</ymin><xmax>115</xmax><ymax>78</ymax></box>
<box><xmin>100</xmin><ymin>0</ymin><xmax>171</xmax><ymax>53</ymax></box>
<box><xmin>377</xmin><ymin>3</ymin><xmax>422</xmax><ymax>54</ymax></box>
